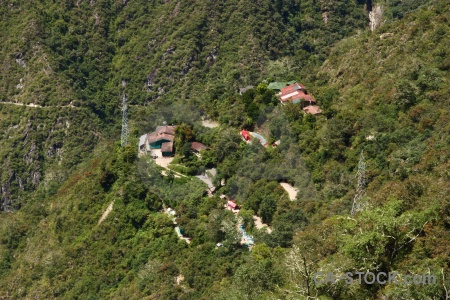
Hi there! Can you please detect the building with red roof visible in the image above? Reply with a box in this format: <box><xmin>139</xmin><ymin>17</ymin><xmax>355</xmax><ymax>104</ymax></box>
<box><xmin>241</xmin><ymin>130</ymin><xmax>250</xmax><ymax>141</ymax></box>
<box><xmin>227</xmin><ymin>201</ymin><xmax>237</xmax><ymax>209</ymax></box>
<box><xmin>277</xmin><ymin>82</ymin><xmax>316</xmax><ymax>106</ymax></box>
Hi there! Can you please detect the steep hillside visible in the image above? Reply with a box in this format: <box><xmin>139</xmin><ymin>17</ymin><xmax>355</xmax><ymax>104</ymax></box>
<box><xmin>0</xmin><ymin>0</ymin><xmax>449</xmax><ymax>299</ymax></box>
<box><xmin>1</xmin><ymin>0</ymin><xmax>371</xmax><ymax>108</ymax></box>
<box><xmin>1</xmin><ymin>0</ymin><xmax>435</xmax><ymax>210</ymax></box>
<box><xmin>1</xmin><ymin>0</ymin><xmax>371</xmax><ymax>210</ymax></box>
<box><xmin>271</xmin><ymin>1</ymin><xmax>450</xmax><ymax>298</ymax></box>
<box><xmin>0</xmin><ymin>105</ymin><xmax>100</xmax><ymax>210</ymax></box>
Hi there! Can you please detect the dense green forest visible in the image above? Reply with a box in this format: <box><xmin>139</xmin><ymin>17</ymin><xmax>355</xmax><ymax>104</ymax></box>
<box><xmin>1</xmin><ymin>0</ymin><xmax>449</xmax><ymax>299</ymax></box>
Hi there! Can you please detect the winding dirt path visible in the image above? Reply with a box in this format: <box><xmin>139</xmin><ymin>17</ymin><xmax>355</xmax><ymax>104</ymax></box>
<box><xmin>98</xmin><ymin>201</ymin><xmax>114</xmax><ymax>224</ymax></box>
<box><xmin>201</xmin><ymin>119</ymin><xmax>219</xmax><ymax>128</ymax></box>
<box><xmin>280</xmin><ymin>182</ymin><xmax>298</xmax><ymax>201</ymax></box>
<box><xmin>253</xmin><ymin>215</ymin><xmax>272</xmax><ymax>233</ymax></box>
<box><xmin>0</xmin><ymin>101</ymin><xmax>78</xmax><ymax>109</ymax></box>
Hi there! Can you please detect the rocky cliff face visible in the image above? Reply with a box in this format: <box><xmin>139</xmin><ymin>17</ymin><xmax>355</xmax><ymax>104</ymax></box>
<box><xmin>369</xmin><ymin>4</ymin><xmax>383</xmax><ymax>31</ymax></box>
<box><xmin>1</xmin><ymin>181</ymin><xmax>12</xmax><ymax>211</ymax></box>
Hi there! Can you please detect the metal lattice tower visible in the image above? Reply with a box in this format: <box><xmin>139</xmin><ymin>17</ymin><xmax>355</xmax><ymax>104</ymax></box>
<box><xmin>351</xmin><ymin>150</ymin><xmax>367</xmax><ymax>216</ymax></box>
<box><xmin>121</xmin><ymin>94</ymin><xmax>129</xmax><ymax>147</ymax></box>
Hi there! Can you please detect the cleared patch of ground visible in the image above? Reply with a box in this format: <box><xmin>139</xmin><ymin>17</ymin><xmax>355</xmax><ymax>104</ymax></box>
<box><xmin>253</xmin><ymin>215</ymin><xmax>272</xmax><ymax>233</ymax></box>
<box><xmin>280</xmin><ymin>182</ymin><xmax>298</xmax><ymax>201</ymax></box>
<box><xmin>150</xmin><ymin>149</ymin><xmax>174</xmax><ymax>168</ymax></box>
<box><xmin>176</xmin><ymin>274</ymin><xmax>184</xmax><ymax>285</ymax></box>
<box><xmin>201</xmin><ymin>119</ymin><xmax>219</xmax><ymax>128</ymax></box>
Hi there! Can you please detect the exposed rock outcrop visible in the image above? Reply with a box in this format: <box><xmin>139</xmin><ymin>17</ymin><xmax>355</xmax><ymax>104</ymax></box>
<box><xmin>1</xmin><ymin>182</ymin><xmax>12</xmax><ymax>211</ymax></box>
<box><xmin>369</xmin><ymin>4</ymin><xmax>383</xmax><ymax>31</ymax></box>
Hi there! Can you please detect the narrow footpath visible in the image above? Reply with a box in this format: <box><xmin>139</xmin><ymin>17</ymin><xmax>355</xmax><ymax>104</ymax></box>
<box><xmin>98</xmin><ymin>201</ymin><xmax>114</xmax><ymax>224</ymax></box>
<box><xmin>0</xmin><ymin>101</ymin><xmax>79</xmax><ymax>109</ymax></box>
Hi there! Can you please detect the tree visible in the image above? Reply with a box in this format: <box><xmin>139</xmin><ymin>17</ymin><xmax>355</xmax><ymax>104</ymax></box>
<box><xmin>211</xmin><ymin>128</ymin><xmax>242</xmax><ymax>163</ymax></box>
<box><xmin>174</xmin><ymin>123</ymin><xmax>194</xmax><ymax>151</ymax></box>
<box><xmin>246</xmin><ymin>102</ymin><xmax>260</xmax><ymax>122</ymax></box>
<box><xmin>282</xmin><ymin>101</ymin><xmax>302</xmax><ymax>122</ymax></box>
<box><xmin>259</xmin><ymin>196</ymin><xmax>277</xmax><ymax>224</ymax></box>
<box><xmin>233</xmin><ymin>244</ymin><xmax>283</xmax><ymax>299</ymax></box>
<box><xmin>166</xmin><ymin>170</ymin><xmax>175</xmax><ymax>186</ymax></box>
<box><xmin>285</xmin><ymin>245</ymin><xmax>316</xmax><ymax>298</ymax></box>
<box><xmin>394</xmin><ymin>80</ymin><xmax>418</xmax><ymax>110</ymax></box>
<box><xmin>238</xmin><ymin>208</ymin><xmax>255</xmax><ymax>231</ymax></box>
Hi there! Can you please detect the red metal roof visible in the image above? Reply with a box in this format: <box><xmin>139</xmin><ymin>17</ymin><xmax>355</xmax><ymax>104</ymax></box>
<box><xmin>292</xmin><ymin>91</ymin><xmax>315</xmax><ymax>102</ymax></box>
<box><xmin>280</xmin><ymin>91</ymin><xmax>315</xmax><ymax>103</ymax></box>
<box><xmin>280</xmin><ymin>83</ymin><xmax>304</xmax><ymax>95</ymax></box>
<box><xmin>278</xmin><ymin>83</ymin><xmax>315</xmax><ymax>103</ymax></box>
<box><xmin>241</xmin><ymin>130</ymin><xmax>250</xmax><ymax>140</ymax></box>
<box><xmin>227</xmin><ymin>201</ymin><xmax>237</xmax><ymax>208</ymax></box>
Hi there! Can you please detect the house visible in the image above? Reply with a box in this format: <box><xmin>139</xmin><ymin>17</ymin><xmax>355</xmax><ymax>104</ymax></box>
<box><xmin>146</xmin><ymin>125</ymin><xmax>176</xmax><ymax>157</ymax></box>
<box><xmin>241</xmin><ymin>130</ymin><xmax>250</xmax><ymax>141</ymax></box>
<box><xmin>161</xmin><ymin>141</ymin><xmax>174</xmax><ymax>157</ymax></box>
<box><xmin>302</xmin><ymin>105</ymin><xmax>322</xmax><ymax>115</ymax></box>
<box><xmin>191</xmin><ymin>142</ymin><xmax>208</xmax><ymax>153</ymax></box>
<box><xmin>191</xmin><ymin>142</ymin><xmax>209</xmax><ymax>159</ymax></box>
<box><xmin>227</xmin><ymin>200</ymin><xmax>237</xmax><ymax>209</ymax></box>
<box><xmin>225</xmin><ymin>200</ymin><xmax>239</xmax><ymax>214</ymax></box>
<box><xmin>277</xmin><ymin>82</ymin><xmax>316</xmax><ymax>106</ymax></box>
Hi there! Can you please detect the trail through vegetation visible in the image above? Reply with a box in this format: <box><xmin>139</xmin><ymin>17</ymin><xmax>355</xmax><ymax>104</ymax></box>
<box><xmin>98</xmin><ymin>200</ymin><xmax>114</xmax><ymax>225</ymax></box>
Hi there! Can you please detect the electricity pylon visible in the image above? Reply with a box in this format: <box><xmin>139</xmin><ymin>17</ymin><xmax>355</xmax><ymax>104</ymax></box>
<box><xmin>121</xmin><ymin>94</ymin><xmax>129</xmax><ymax>147</ymax></box>
<box><xmin>351</xmin><ymin>150</ymin><xmax>366</xmax><ymax>215</ymax></box>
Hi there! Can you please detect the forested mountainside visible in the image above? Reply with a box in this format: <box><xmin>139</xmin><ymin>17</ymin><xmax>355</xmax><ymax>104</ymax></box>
<box><xmin>1</xmin><ymin>0</ymin><xmax>449</xmax><ymax>299</ymax></box>
<box><xmin>1</xmin><ymin>0</ymin><xmax>371</xmax><ymax>210</ymax></box>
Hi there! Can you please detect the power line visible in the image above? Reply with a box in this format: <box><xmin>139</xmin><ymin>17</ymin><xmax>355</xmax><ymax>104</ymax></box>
<box><xmin>121</xmin><ymin>94</ymin><xmax>129</xmax><ymax>148</ymax></box>
<box><xmin>351</xmin><ymin>150</ymin><xmax>367</xmax><ymax>216</ymax></box>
